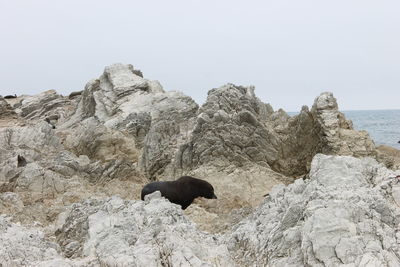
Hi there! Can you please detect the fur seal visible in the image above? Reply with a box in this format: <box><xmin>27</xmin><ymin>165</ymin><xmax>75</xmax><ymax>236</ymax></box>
<box><xmin>141</xmin><ymin>176</ymin><xmax>217</xmax><ymax>209</ymax></box>
<box><xmin>4</xmin><ymin>94</ymin><xmax>17</xmax><ymax>99</ymax></box>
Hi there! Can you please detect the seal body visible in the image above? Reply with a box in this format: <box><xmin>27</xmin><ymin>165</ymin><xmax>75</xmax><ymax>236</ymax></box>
<box><xmin>141</xmin><ymin>176</ymin><xmax>217</xmax><ymax>209</ymax></box>
<box><xmin>4</xmin><ymin>94</ymin><xmax>17</xmax><ymax>99</ymax></box>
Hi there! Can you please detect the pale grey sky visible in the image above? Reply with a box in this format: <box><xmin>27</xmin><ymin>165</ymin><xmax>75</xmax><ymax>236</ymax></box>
<box><xmin>0</xmin><ymin>0</ymin><xmax>399</xmax><ymax>111</ymax></box>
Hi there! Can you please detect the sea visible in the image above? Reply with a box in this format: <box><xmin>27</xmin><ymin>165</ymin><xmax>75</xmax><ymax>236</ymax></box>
<box><xmin>343</xmin><ymin>110</ymin><xmax>400</xmax><ymax>150</ymax></box>
<box><xmin>288</xmin><ymin>110</ymin><xmax>400</xmax><ymax>150</ymax></box>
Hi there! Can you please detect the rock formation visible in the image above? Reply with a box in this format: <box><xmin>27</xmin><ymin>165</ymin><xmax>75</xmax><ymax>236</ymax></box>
<box><xmin>1</xmin><ymin>63</ymin><xmax>399</xmax><ymax>266</ymax></box>
<box><xmin>0</xmin><ymin>96</ymin><xmax>17</xmax><ymax>119</ymax></box>
<box><xmin>228</xmin><ymin>154</ymin><xmax>400</xmax><ymax>266</ymax></box>
<box><xmin>55</xmin><ymin>193</ymin><xmax>234</xmax><ymax>266</ymax></box>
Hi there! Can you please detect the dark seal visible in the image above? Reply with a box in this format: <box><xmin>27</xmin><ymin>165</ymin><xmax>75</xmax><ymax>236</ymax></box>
<box><xmin>4</xmin><ymin>94</ymin><xmax>17</xmax><ymax>99</ymax></box>
<box><xmin>141</xmin><ymin>176</ymin><xmax>217</xmax><ymax>209</ymax></box>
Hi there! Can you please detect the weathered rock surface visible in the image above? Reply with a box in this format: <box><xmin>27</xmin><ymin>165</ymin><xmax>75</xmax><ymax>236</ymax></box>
<box><xmin>176</xmin><ymin>87</ymin><xmax>376</xmax><ymax>178</ymax></box>
<box><xmin>377</xmin><ymin>145</ymin><xmax>400</xmax><ymax>170</ymax></box>
<box><xmin>311</xmin><ymin>92</ymin><xmax>376</xmax><ymax>158</ymax></box>
<box><xmin>228</xmin><ymin>154</ymin><xmax>400</xmax><ymax>266</ymax></box>
<box><xmin>17</xmin><ymin>90</ymin><xmax>76</xmax><ymax>125</ymax></box>
<box><xmin>0</xmin><ymin>215</ymin><xmax>64</xmax><ymax>266</ymax></box>
<box><xmin>0</xmin><ymin>96</ymin><xmax>17</xmax><ymax>119</ymax></box>
<box><xmin>0</xmin><ymin>111</ymin><xmax>145</xmax><ymax>226</ymax></box>
<box><xmin>56</xmin><ymin>193</ymin><xmax>234</xmax><ymax>266</ymax></box>
<box><xmin>171</xmin><ymin>85</ymin><xmax>378</xmax><ymax>207</ymax></box>
<box><xmin>0</xmin><ymin>63</ymin><xmax>397</xmax><ymax>266</ymax></box>
<box><xmin>63</xmin><ymin>63</ymin><xmax>199</xmax><ymax>180</ymax></box>
<box><xmin>0</xmin><ymin>215</ymin><xmax>98</xmax><ymax>266</ymax></box>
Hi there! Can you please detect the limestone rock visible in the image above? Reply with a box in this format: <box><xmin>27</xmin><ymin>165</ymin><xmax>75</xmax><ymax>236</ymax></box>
<box><xmin>176</xmin><ymin>87</ymin><xmax>377</xmax><ymax>179</ymax></box>
<box><xmin>0</xmin><ymin>215</ymin><xmax>99</xmax><ymax>266</ymax></box>
<box><xmin>228</xmin><ymin>154</ymin><xmax>400</xmax><ymax>266</ymax></box>
<box><xmin>63</xmin><ymin>117</ymin><xmax>139</xmax><ymax>163</ymax></box>
<box><xmin>177</xmin><ymin>84</ymin><xmax>278</xmax><ymax>171</ymax></box>
<box><xmin>0</xmin><ymin>63</ymin><xmax>396</xmax><ymax>266</ymax></box>
<box><xmin>17</xmin><ymin>90</ymin><xmax>75</xmax><ymax>125</ymax></box>
<box><xmin>377</xmin><ymin>145</ymin><xmax>400</xmax><ymax>170</ymax></box>
<box><xmin>311</xmin><ymin>92</ymin><xmax>376</xmax><ymax>158</ymax></box>
<box><xmin>0</xmin><ymin>215</ymin><xmax>64</xmax><ymax>266</ymax></box>
<box><xmin>0</xmin><ymin>117</ymin><xmax>145</xmax><ymax>225</ymax></box>
<box><xmin>0</xmin><ymin>96</ymin><xmax>17</xmax><ymax>119</ymax></box>
<box><xmin>63</xmin><ymin>63</ymin><xmax>169</xmax><ymax>125</ymax></box>
<box><xmin>62</xmin><ymin>63</ymin><xmax>199</xmax><ymax>180</ymax></box>
<box><xmin>56</xmin><ymin>195</ymin><xmax>235</xmax><ymax>266</ymax></box>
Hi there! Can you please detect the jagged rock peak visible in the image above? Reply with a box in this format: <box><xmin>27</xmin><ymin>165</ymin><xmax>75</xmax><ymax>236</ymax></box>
<box><xmin>310</xmin><ymin>92</ymin><xmax>376</xmax><ymax>157</ymax></box>
<box><xmin>312</xmin><ymin>91</ymin><xmax>339</xmax><ymax>111</ymax></box>
<box><xmin>100</xmin><ymin>63</ymin><xmax>163</xmax><ymax>96</ymax></box>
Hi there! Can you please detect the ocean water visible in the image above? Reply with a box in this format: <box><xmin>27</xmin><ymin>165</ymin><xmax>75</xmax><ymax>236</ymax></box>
<box><xmin>343</xmin><ymin>110</ymin><xmax>400</xmax><ymax>149</ymax></box>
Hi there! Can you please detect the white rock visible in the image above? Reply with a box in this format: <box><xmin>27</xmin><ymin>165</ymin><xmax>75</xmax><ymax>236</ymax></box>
<box><xmin>228</xmin><ymin>155</ymin><xmax>400</xmax><ymax>266</ymax></box>
<box><xmin>56</xmin><ymin>196</ymin><xmax>235</xmax><ymax>266</ymax></box>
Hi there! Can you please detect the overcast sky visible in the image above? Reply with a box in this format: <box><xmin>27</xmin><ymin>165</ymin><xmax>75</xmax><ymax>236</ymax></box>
<box><xmin>0</xmin><ymin>0</ymin><xmax>399</xmax><ymax>111</ymax></box>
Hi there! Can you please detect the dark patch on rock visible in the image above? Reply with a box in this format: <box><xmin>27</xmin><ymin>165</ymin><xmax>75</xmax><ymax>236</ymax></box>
<box><xmin>17</xmin><ymin>155</ymin><xmax>27</xmax><ymax>167</ymax></box>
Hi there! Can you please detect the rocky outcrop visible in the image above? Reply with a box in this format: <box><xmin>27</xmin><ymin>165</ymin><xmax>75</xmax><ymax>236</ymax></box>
<box><xmin>59</xmin><ymin>65</ymin><xmax>377</xmax><ymax>185</ymax></box>
<box><xmin>3</xmin><ymin>155</ymin><xmax>400</xmax><ymax>266</ymax></box>
<box><xmin>377</xmin><ymin>145</ymin><xmax>400</xmax><ymax>170</ymax></box>
<box><xmin>311</xmin><ymin>92</ymin><xmax>376</xmax><ymax>157</ymax></box>
<box><xmin>63</xmin><ymin>63</ymin><xmax>199</xmax><ymax>180</ymax></box>
<box><xmin>0</xmin><ymin>215</ymin><xmax>98</xmax><ymax>266</ymax></box>
<box><xmin>228</xmin><ymin>154</ymin><xmax>400</xmax><ymax>266</ymax></box>
<box><xmin>177</xmin><ymin>84</ymin><xmax>278</xmax><ymax>172</ymax></box>
<box><xmin>16</xmin><ymin>90</ymin><xmax>76</xmax><ymax>125</ymax></box>
<box><xmin>0</xmin><ymin>114</ymin><xmax>145</xmax><ymax>226</ymax></box>
<box><xmin>166</xmin><ymin>85</ymin><xmax>377</xmax><ymax>206</ymax></box>
<box><xmin>1</xmin><ymin>62</ymin><xmax>397</xmax><ymax>266</ymax></box>
<box><xmin>56</xmin><ymin>193</ymin><xmax>234</xmax><ymax>266</ymax></box>
<box><xmin>176</xmin><ymin>87</ymin><xmax>377</xmax><ymax>178</ymax></box>
<box><xmin>0</xmin><ymin>97</ymin><xmax>17</xmax><ymax>119</ymax></box>
<box><xmin>0</xmin><ymin>215</ymin><xmax>65</xmax><ymax>266</ymax></box>
<box><xmin>63</xmin><ymin>117</ymin><xmax>139</xmax><ymax>163</ymax></box>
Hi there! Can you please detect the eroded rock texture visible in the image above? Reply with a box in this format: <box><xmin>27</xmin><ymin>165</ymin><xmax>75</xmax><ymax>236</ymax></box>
<box><xmin>228</xmin><ymin>154</ymin><xmax>400</xmax><ymax>266</ymax></box>
<box><xmin>63</xmin><ymin>63</ymin><xmax>199</xmax><ymax>180</ymax></box>
<box><xmin>177</xmin><ymin>86</ymin><xmax>376</xmax><ymax>178</ymax></box>
<box><xmin>1</xmin><ymin>63</ymin><xmax>399</xmax><ymax>266</ymax></box>
<box><xmin>55</xmin><ymin>193</ymin><xmax>234</xmax><ymax>266</ymax></box>
<box><xmin>0</xmin><ymin>96</ymin><xmax>17</xmax><ymax>119</ymax></box>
